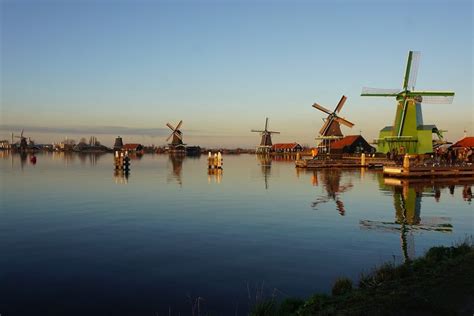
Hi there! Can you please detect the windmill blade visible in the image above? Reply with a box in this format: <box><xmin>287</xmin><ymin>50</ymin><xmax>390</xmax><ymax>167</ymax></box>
<box><xmin>21</xmin><ymin>129</ymin><xmax>24</xmax><ymax>137</ymax></box>
<box><xmin>265</xmin><ymin>118</ymin><xmax>269</xmax><ymax>131</ymax></box>
<box><xmin>166</xmin><ymin>133</ymin><xmax>173</xmax><ymax>142</ymax></box>
<box><xmin>407</xmin><ymin>91</ymin><xmax>455</xmax><ymax>104</ymax></box>
<box><xmin>334</xmin><ymin>116</ymin><xmax>355</xmax><ymax>128</ymax></box>
<box><xmin>334</xmin><ymin>95</ymin><xmax>347</xmax><ymax>113</ymax></box>
<box><xmin>268</xmin><ymin>131</ymin><xmax>280</xmax><ymax>134</ymax></box>
<box><xmin>319</xmin><ymin>118</ymin><xmax>332</xmax><ymax>135</ymax></box>
<box><xmin>403</xmin><ymin>51</ymin><xmax>421</xmax><ymax>90</ymax></box>
<box><xmin>166</xmin><ymin>123</ymin><xmax>175</xmax><ymax>131</ymax></box>
<box><xmin>361</xmin><ymin>87</ymin><xmax>400</xmax><ymax>97</ymax></box>
<box><xmin>175</xmin><ymin>120</ymin><xmax>183</xmax><ymax>131</ymax></box>
<box><xmin>251</xmin><ymin>129</ymin><xmax>264</xmax><ymax>133</ymax></box>
<box><xmin>417</xmin><ymin>95</ymin><xmax>455</xmax><ymax>104</ymax></box>
<box><xmin>312</xmin><ymin>103</ymin><xmax>332</xmax><ymax>115</ymax></box>
<box><xmin>174</xmin><ymin>131</ymin><xmax>183</xmax><ymax>140</ymax></box>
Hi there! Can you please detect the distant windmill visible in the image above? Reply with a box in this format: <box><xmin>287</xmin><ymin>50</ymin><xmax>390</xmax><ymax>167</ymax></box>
<box><xmin>251</xmin><ymin>118</ymin><xmax>280</xmax><ymax>154</ymax></box>
<box><xmin>13</xmin><ymin>129</ymin><xmax>28</xmax><ymax>151</ymax></box>
<box><xmin>312</xmin><ymin>95</ymin><xmax>354</xmax><ymax>153</ymax></box>
<box><xmin>166</xmin><ymin>120</ymin><xmax>186</xmax><ymax>151</ymax></box>
<box><xmin>361</xmin><ymin>51</ymin><xmax>455</xmax><ymax>154</ymax></box>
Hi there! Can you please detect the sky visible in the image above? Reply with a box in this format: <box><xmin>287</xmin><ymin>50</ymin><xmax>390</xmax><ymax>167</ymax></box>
<box><xmin>1</xmin><ymin>0</ymin><xmax>472</xmax><ymax>147</ymax></box>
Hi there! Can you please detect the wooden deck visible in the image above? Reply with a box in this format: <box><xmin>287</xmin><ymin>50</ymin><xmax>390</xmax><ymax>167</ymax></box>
<box><xmin>383</xmin><ymin>165</ymin><xmax>474</xmax><ymax>178</ymax></box>
<box><xmin>295</xmin><ymin>157</ymin><xmax>390</xmax><ymax>169</ymax></box>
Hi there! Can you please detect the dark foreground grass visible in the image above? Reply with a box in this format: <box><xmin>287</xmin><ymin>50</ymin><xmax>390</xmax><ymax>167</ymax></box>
<box><xmin>251</xmin><ymin>241</ymin><xmax>474</xmax><ymax>316</ymax></box>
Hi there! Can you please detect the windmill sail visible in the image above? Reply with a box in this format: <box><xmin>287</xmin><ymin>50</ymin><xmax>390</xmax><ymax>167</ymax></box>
<box><xmin>361</xmin><ymin>87</ymin><xmax>400</xmax><ymax>96</ymax></box>
<box><xmin>416</xmin><ymin>95</ymin><xmax>455</xmax><ymax>104</ymax></box>
<box><xmin>406</xmin><ymin>51</ymin><xmax>421</xmax><ymax>90</ymax></box>
<box><xmin>335</xmin><ymin>116</ymin><xmax>355</xmax><ymax>128</ymax></box>
<box><xmin>334</xmin><ymin>95</ymin><xmax>347</xmax><ymax>113</ymax></box>
<box><xmin>312</xmin><ymin>103</ymin><xmax>332</xmax><ymax>115</ymax></box>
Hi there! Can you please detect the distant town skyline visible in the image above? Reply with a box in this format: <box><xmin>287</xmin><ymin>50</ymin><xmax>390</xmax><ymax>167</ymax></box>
<box><xmin>1</xmin><ymin>0</ymin><xmax>472</xmax><ymax>147</ymax></box>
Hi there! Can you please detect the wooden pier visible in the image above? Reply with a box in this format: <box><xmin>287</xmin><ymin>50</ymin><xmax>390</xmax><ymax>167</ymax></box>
<box><xmin>295</xmin><ymin>153</ymin><xmax>390</xmax><ymax>169</ymax></box>
<box><xmin>383</xmin><ymin>165</ymin><xmax>474</xmax><ymax>178</ymax></box>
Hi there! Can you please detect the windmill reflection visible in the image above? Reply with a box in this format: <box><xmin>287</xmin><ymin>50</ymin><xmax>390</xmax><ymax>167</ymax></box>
<box><xmin>256</xmin><ymin>154</ymin><xmax>272</xmax><ymax>190</ymax></box>
<box><xmin>168</xmin><ymin>154</ymin><xmax>184</xmax><ymax>186</ymax></box>
<box><xmin>6</xmin><ymin>151</ymin><xmax>29</xmax><ymax>170</ymax></box>
<box><xmin>311</xmin><ymin>169</ymin><xmax>354</xmax><ymax>216</ymax></box>
<box><xmin>359</xmin><ymin>178</ymin><xmax>472</xmax><ymax>263</ymax></box>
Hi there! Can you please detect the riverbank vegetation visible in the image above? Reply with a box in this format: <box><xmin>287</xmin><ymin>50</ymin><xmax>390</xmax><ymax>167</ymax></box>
<box><xmin>251</xmin><ymin>240</ymin><xmax>474</xmax><ymax>315</ymax></box>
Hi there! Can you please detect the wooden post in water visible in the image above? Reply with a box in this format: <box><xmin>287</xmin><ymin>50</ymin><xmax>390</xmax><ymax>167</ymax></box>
<box><xmin>207</xmin><ymin>151</ymin><xmax>223</xmax><ymax>171</ymax></box>
<box><xmin>114</xmin><ymin>150</ymin><xmax>130</xmax><ymax>172</ymax></box>
<box><xmin>403</xmin><ymin>154</ymin><xmax>410</xmax><ymax>170</ymax></box>
<box><xmin>361</xmin><ymin>153</ymin><xmax>366</xmax><ymax>166</ymax></box>
<box><xmin>217</xmin><ymin>152</ymin><xmax>222</xmax><ymax>169</ymax></box>
<box><xmin>208</xmin><ymin>152</ymin><xmax>213</xmax><ymax>169</ymax></box>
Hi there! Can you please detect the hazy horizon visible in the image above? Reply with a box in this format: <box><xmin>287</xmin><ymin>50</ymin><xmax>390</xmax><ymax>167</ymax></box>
<box><xmin>1</xmin><ymin>0</ymin><xmax>472</xmax><ymax>147</ymax></box>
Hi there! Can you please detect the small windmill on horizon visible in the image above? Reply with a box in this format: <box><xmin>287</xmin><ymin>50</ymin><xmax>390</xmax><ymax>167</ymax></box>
<box><xmin>312</xmin><ymin>95</ymin><xmax>354</xmax><ymax>153</ymax></box>
<box><xmin>166</xmin><ymin>120</ymin><xmax>186</xmax><ymax>152</ymax></box>
<box><xmin>13</xmin><ymin>129</ymin><xmax>29</xmax><ymax>151</ymax></box>
<box><xmin>251</xmin><ymin>118</ymin><xmax>280</xmax><ymax>154</ymax></box>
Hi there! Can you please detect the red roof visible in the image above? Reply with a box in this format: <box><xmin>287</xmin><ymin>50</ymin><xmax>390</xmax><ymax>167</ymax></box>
<box><xmin>451</xmin><ymin>137</ymin><xmax>474</xmax><ymax>148</ymax></box>
<box><xmin>122</xmin><ymin>143</ymin><xmax>142</xmax><ymax>150</ymax></box>
<box><xmin>272</xmin><ymin>143</ymin><xmax>301</xmax><ymax>150</ymax></box>
<box><xmin>330</xmin><ymin>135</ymin><xmax>360</xmax><ymax>149</ymax></box>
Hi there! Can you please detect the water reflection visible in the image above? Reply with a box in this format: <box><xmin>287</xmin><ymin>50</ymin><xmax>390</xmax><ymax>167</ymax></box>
<box><xmin>208</xmin><ymin>168</ymin><xmax>223</xmax><ymax>184</ymax></box>
<box><xmin>2</xmin><ymin>150</ymin><xmax>37</xmax><ymax>170</ymax></box>
<box><xmin>360</xmin><ymin>178</ymin><xmax>474</xmax><ymax>262</ymax></box>
<box><xmin>114</xmin><ymin>169</ymin><xmax>129</xmax><ymax>184</ymax></box>
<box><xmin>52</xmin><ymin>151</ymin><xmax>76</xmax><ymax>165</ymax></box>
<box><xmin>256</xmin><ymin>154</ymin><xmax>272</xmax><ymax>190</ymax></box>
<box><xmin>168</xmin><ymin>154</ymin><xmax>184</xmax><ymax>186</ymax></box>
<box><xmin>311</xmin><ymin>169</ymin><xmax>354</xmax><ymax>216</ymax></box>
<box><xmin>77</xmin><ymin>152</ymin><xmax>106</xmax><ymax>166</ymax></box>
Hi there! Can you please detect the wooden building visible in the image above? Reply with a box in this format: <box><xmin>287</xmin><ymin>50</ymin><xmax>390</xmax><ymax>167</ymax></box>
<box><xmin>329</xmin><ymin>135</ymin><xmax>375</xmax><ymax>154</ymax></box>
<box><xmin>450</xmin><ymin>137</ymin><xmax>474</xmax><ymax>162</ymax></box>
<box><xmin>0</xmin><ymin>140</ymin><xmax>10</xmax><ymax>149</ymax></box>
<box><xmin>122</xmin><ymin>143</ymin><xmax>144</xmax><ymax>154</ymax></box>
<box><xmin>272</xmin><ymin>143</ymin><xmax>303</xmax><ymax>153</ymax></box>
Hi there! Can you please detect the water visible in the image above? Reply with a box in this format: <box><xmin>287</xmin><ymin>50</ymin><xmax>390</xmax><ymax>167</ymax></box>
<box><xmin>0</xmin><ymin>152</ymin><xmax>472</xmax><ymax>315</ymax></box>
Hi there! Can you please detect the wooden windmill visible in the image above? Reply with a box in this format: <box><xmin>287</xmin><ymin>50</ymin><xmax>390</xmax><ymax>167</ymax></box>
<box><xmin>251</xmin><ymin>118</ymin><xmax>280</xmax><ymax>154</ymax></box>
<box><xmin>13</xmin><ymin>129</ymin><xmax>28</xmax><ymax>151</ymax></box>
<box><xmin>166</xmin><ymin>120</ymin><xmax>186</xmax><ymax>152</ymax></box>
<box><xmin>361</xmin><ymin>51</ymin><xmax>455</xmax><ymax>154</ymax></box>
<box><xmin>312</xmin><ymin>95</ymin><xmax>354</xmax><ymax>153</ymax></box>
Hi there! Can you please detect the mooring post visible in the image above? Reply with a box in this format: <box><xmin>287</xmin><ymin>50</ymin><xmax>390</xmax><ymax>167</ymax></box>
<box><xmin>361</xmin><ymin>153</ymin><xmax>366</xmax><ymax>166</ymax></box>
<box><xmin>208</xmin><ymin>152</ymin><xmax>212</xmax><ymax>169</ymax></box>
<box><xmin>217</xmin><ymin>152</ymin><xmax>222</xmax><ymax>169</ymax></box>
<box><xmin>403</xmin><ymin>154</ymin><xmax>410</xmax><ymax>170</ymax></box>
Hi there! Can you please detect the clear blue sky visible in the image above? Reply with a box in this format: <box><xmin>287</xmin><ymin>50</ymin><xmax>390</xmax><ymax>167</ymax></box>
<box><xmin>1</xmin><ymin>0</ymin><xmax>472</xmax><ymax>147</ymax></box>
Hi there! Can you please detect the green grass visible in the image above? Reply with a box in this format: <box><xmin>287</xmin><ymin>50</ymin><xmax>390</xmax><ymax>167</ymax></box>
<box><xmin>250</xmin><ymin>240</ymin><xmax>474</xmax><ymax>315</ymax></box>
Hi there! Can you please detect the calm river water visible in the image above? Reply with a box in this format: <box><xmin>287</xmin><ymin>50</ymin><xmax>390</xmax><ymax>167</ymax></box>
<box><xmin>0</xmin><ymin>152</ymin><xmax>472</xmax><ymax>315</ymax></box>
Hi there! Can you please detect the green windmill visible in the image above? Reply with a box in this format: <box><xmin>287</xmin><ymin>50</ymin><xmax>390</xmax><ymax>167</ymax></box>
<box><xmin>361</xmin><ymin>51</ymin><xmax>455</xmax><ymax>154</ymax></box>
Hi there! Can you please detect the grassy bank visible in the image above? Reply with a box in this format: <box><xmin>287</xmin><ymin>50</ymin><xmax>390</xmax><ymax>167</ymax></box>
<box><xmin>251</xmin><ymin>241</ymin><xmax>474</xmax><ymax>315</ymax></box>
